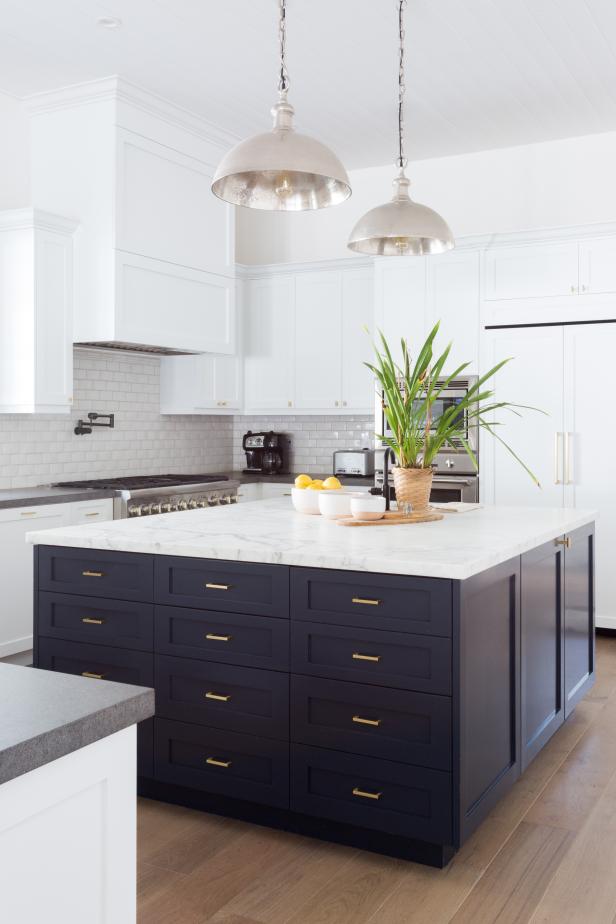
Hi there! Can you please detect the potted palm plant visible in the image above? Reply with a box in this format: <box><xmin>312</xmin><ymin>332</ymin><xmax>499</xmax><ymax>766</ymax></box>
<box><xmin>366</xmin><ymin>322</ymin><xmax>540</xmax><ymax>514</ymax></box>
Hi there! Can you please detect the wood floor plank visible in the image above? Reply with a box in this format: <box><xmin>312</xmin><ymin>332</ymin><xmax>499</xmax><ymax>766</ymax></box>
<box><xmin>138</xmin><ymin>797</ymin><xmax>206</xmax><ymax>866</ymax></box>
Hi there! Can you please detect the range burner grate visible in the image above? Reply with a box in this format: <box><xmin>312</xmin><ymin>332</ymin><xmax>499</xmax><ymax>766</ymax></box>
<box><xmin>55</xmin><ymin>474</ymin><xmax>230</xmax><ymax>491</ymax></box>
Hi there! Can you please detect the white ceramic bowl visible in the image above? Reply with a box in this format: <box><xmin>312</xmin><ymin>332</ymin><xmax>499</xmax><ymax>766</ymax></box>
<box><xmin>318</xmin><ymin>490</ymin><xmax>355</xmax><ymax>519</ymax></box>
<box><xmin>291</xmin><ymin>487</ymin><xmax>322</xmax><ymax>515</ymax></box>
<box><xmin>350</xmin><ymin>495</ymin><xmax>386</xmax><ymax>521</ymax></box>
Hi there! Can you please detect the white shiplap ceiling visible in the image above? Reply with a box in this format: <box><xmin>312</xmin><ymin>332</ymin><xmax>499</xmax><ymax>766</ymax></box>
<box><xmin>1</xmin><ymin>0</ymin><xmax>616</xmax><ymax>168</ymax></box>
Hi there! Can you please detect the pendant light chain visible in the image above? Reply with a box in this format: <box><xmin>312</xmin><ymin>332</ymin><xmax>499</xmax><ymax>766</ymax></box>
<box><xmin>397</xmin><ymin>0</ymin><xmax>407</xmax><ymax>169</ymax></box>
<box><xmin>278</xmin><ymin>0</ymin><xmax>290</xmax><ymax>92</ymax></box>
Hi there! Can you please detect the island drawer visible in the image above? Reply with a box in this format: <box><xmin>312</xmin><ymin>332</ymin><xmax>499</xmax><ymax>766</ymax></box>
<box><xmin>291</xmin><ymin>744</ymin><xmax>452</xmax><ymax>843</ymax></box>
<box><xmin>290</xmin><ymin>569</ymin><xmax>451</xmax><ymax>637</ymax></box>
<box><xmin>38</xmin><ymin>592</ymin><xmax>154</xmax><ymax>651</ymax></box>
<box><xmin>154</xmin><ymin>718</ymin><xmax>289</xmax><ymax>808</ymax></box>
<box><xmin>155</xmin><ymin>557</ymin><xmax>289</xmax><ymax>618</ymax></box>
<box><xmin>155</xmin><ymin>605</ymin><xmax>289</xmax><ymax>670</ymax></box>
<box><xmin>38</xmin><ymin>546</ymin><xmax>154</xmax><ymax>602</ymax></box>
<box><xmin>291</xmin><ymin>622</ymin><xmax>451</xmax><ymax>694</ymax></box>
<box><xmin>156</xmin><ymin>654</ymin><xmax>289</xmax><ymax>739</ymax></box>
<box><xmin>291</xmin><ymin>675</ymin><xmax>451</xmax><ymax>770</ymax></box>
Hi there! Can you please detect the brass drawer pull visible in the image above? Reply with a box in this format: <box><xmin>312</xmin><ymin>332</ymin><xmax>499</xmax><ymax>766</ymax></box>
<box><xmin>352</xmin><ymin>597</ymin><xmax>381</xmax><ymax>606</ymax></box>
<box><xmin>85</xmin><ymin>512</ymin><xmax>100</xmax><ymax>517</ymax></box>
<box><xmin>206</xmin><ymin>633</ymin><xmax>232</xmax><ymax>642</ymax></box>
<box><xmin>82</xmin><ymin>570</ymin><xmax>104</xmax><ymax>578</ymax></box>
<box><xmin>20</xmin><ymin>511</ymin><xmax>37</xmax><ymax>517</ymax></box>
<box><xmin>82</xmin><ymin>617</ymin><xmax>105</xmax><ymax>625</ymax></box>
<box><xmin>205</xmin><ymin>583</ymin><xmax>231</xmax><ymax>591</ymax></box>
<box><xmin>205</xmin><ymin>691</ymin><xmax>231</xmax><ymax>702</ymax></box>
<box><xmin>206</xmin><ymin>757</ymin><xmax>232</xmax><ymax>769</ymax></box>
<box><xmin>352</xmin><ymin>787</ymin><xmax>382</xmax><ymax>801</ymax></box>
<box><xmin>352</xmin><ymin>652</ymin><xmax>381</xmax><ymax>663</ymax></box>
<box><xmin>81</xmin><ymin>671</ymin><xmax>106</xmax><ymax>680</ymax></box>
<box><xmin>555</xmin><ymin>537</ymin><xmax>571</xmax><ymax>549</ymax></box>
<box><xmin>352</xmin><ymin>715</ymin><xmax>381</xmax><ymax>727</ymax></box>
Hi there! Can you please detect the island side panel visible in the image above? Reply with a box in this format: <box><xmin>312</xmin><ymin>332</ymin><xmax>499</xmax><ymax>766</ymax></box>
<box><xmin>564</xmin><ymin>522</ymin><xmax>595</xmax><ymax>717</ymax></box>
<box><xmin>457</xmin><ymin>556</ymin><xmax>521</xmax><ymax>844</ymax></box>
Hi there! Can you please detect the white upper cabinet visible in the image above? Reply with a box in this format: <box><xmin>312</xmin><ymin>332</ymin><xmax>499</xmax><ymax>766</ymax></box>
<box><xmin>295</xmin><ymin>272</ymin><xmax>342</xmax><ymax>410</ymax></box>
<box><xmin>0</xmin><ymin>210</ymin><xmax>76</xmax><ymax>414</ymax></box>
<box><xmin>244</xmin><ymin>275</ymin><xmax>296</xmax><ymax>413</ymax></box>
<box><xmin>341</xmin><ymin>268</ymin><xmax>375</xmax><ymax>411</ymax></box>
<box><xmin>578</xmin><ymin>237</ymin><xmax>616</xmax><ymax>295</ymax></box>
<box><xmin>428</xmin><ymin>250</ymin><xmax>480</xmax><ymax>374</ymax></box>
<box><xmin>485</xmin><ymin>242</ymin><xmax>579</xmax><ymax>301</ymax></box>
<box><xmin>374</xmin><ymin>259</ymin><xmax>427</xmax><ymax>365</ymax></box>
<box><xmin>160</xmin><ymin>353</ymin><xmax>241</xmax><ymax>414</ymax></box>
<box><xmin>29</xmin><ymin>77</ymin><xmax>236</xmax><ymax>355</ymax></box>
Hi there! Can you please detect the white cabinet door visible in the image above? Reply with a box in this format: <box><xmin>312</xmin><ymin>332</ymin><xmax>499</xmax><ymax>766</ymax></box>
<box><xmin>115</xmin><ymin>252</ymin><xmax>235</xmax><ymax>355</ymax></box>
<box><xmin>244</xmin><ymin>276</ymin><xmax>296</xmax><ymax>412</ymax></box>
<box><xmin>482</xmin><ymin>327</ymin><xmax>564</xmax><ymax>508</ymax></box>
<box><xmin>295</xmin><ymin>272</ymin><xmax>342</xmax><ymax>410</ymax></box>
<box><xmin>341</xmin><ymin>268</ymin><xmax>375</xmax><ymax>412</ymax></box>
<box><xmin>428</xmin><ymin>250</ymin><xmax>480</xmax><ymax>375</ymax></box>
<box><xmin>0</xmin><ymin>503</ymin><xmax>72</xmax><ymax>657</ymax></box>
<box><xmin>259</xmin><ymin>483</ymin><xmax>294</xmax><ymax>499</ymax></box>
<box><xmin>115</xmin><ymin>129</ymin><xmax>234</xmax><ymax>277</ymax></box>
<box><xmin>374</xmin><ymin>259</ymin><xmax>427</xmax><ymax>365</ymax></box>
<box><xmin>69</xmin><ymin>499</ymin><xmax>114</xmax><ymax>524</ymax></box>
<box><xmin>484</xmin><ymin>242</ymin><xmax>578</xmax><ymax>301</ymax></box>
<box><xmin>160</xmin><ymin>354</ymin><xmax>240</xmax><ymax>413</ymax></box>
<box><xmin>34</xmin><ymin>227</ymin><xmax>74</xmax><ymax>412</ymax></box>
<box><xmin>579</xmin><ymin>238</ymin><xmax>616</xmax><ymax>295</ymax></box>
<box><xmin>210</xmin><ymin>354</ymin><xmax>241</xmax><ymax>410</ymax></box>
<box><xmin>236</xmin><ymin>484</ymin><xmax>262</xmax><ymax>503</ymax></box>
<box><xmin>564</xmin><ymin>323</ymin><xmax>616</xmax><ymax>628</ymax></box>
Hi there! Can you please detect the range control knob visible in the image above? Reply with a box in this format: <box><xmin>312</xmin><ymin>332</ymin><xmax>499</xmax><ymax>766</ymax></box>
<box><xmin>445</xmin><ymin>459</ymin><xmax>455</xmax><ymax>469</ymax></box>
<box><xmin>208</xmin><ymin>496</ymin><xmax>220</xmax><ymax>507</ymax></box>
<box><xmin>150</xmin><ymin>503</ymin><xmax>161</xmax><ymax>515</ymax></box>
<box><xmin>197</xmin><ymin>499</ymin><xmax>207</xmax><ymax>508</ymax></box>
<box><xmin>128</xmin><ymin>505</ymin><xmax>141</xmax><ymax>517</ymax></box>
<box><xmin>230</xmin><ymin>495</ymin><xmax>238</xmax><ymax>504</ymax></box>
<box><xmin>178</xmin><ymin>500</ymin><xmax>188</xmax><ymax>511</ymax></box>
<box><xmin>188</xmin><ymin>499</ymin><xmax>198</xmax><ymax>509</ymax></box>
<box><xmin>161</xmin><ymin>502</ymin><xmax>172</xmax><ymax>514</ymax></box>
<box><xmin>140</xmin><ymin>504</ymin><xmax>151</xmax><ymax>516</ymax></box>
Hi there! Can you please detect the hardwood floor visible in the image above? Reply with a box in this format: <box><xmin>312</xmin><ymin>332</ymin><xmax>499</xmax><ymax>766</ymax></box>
<box><xmin>138</xmin><ymin>634</ymin><xmax>616</xmax><ymax>924</ymax></box>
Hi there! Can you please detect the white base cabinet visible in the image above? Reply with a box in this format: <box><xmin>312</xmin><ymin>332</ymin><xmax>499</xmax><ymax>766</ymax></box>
<box><xmin>0</xmin><ymin>498</ymin><xmax>114</xmax><ymax>657</ymax></box>
<box><xmin>0</xmin><ymin>727</ymin><xmax>137</xmax><ymax>924</ymax></box>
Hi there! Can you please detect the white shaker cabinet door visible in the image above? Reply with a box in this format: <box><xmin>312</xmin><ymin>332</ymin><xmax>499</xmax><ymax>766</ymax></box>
<box><xmin>69</xmin><ymin>499</ymin><xmax>114</xmax><ymax>525</ymax></box>
<box><xmin>428</xmin><ymin>250</ymin><xmax>480</xmax><ymax>374</ymax></box>
<box><xmin>374</xmin><ymin>258</ymin><xmax>427</xmax><ymax>365</ymax></box>
<box><xmin>484</xmin><ymin>242</ymin><xmax>578</xmax><ymax>301</ymax></box>
<box><xmin>0</xmin><ymin>502</ymin><xmax>72</xmax><ymax>657</ymax></box>
<box><xmin>564</xmin><ymin>323</ymin><xmax>616</xmax><ymax>629</ymax></box>
<box><xmin>481</xmin><ymin>327</ymin><xmax>565</xmax><ymax>508</ymax></box>
<box><xmin>294</xmin><ymin>272</ymin><xmax>342</xmax><ymax>410</ymax></box>
<box><xmin>579</xmin><ymin>238</ymin><xmax>616</xmax><ymax>295</ymax></box>
<box><xmin>244</xmin><ymin>276</ymin><xmax>296</xmax><ymax>412</ymax></box>
<box><xmin>341</xmin><ymin>268</ymin><xmax>375</xmax><ymax>412</ymax></box>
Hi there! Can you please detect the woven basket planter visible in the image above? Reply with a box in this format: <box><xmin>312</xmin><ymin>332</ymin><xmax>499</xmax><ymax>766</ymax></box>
<box><xmin>392</xmin><ymin>466</ymin><xmax>433</xmax><ymax>513</ymax></box>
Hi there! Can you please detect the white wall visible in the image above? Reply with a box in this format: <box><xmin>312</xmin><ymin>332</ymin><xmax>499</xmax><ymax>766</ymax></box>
<box><xmin>236</xmin><ymin>131</ymin><xmax>616</xmax><ymax>265</ymax></box>
<box><xmin>0</xmin><ymin>92</ymin><xmax>30</xmax><ymax>209</ymax></box>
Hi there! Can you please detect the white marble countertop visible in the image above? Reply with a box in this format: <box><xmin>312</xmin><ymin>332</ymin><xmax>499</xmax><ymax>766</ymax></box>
<box><xmin>26</xmin><ymin>498</ymin><xmax>596</xmax><ymax>580</ymax></box>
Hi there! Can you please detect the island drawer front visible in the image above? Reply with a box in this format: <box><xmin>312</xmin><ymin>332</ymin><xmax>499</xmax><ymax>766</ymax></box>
<box><xmin>38</xmin><ymin>546</ymin><xmax>154</xmax><ymax>602</ymax></box>
<box><xmin>38</xmin><ymin>592</ymin><xmax>154</xmax><ymax>651</ymax></box>
<box><xmin>154</xmin><ymin>557</ymin><xmax>289</xmax><ymax>618</ymax></box>
<box><xmin>291</xmin><ymin>676</ymin><xmax>451</xmax><ymax>770</ymax></box>
<box><xmin>290</xmin><ymin>569</ymin><xmax>451</xmax><ymax>637</ymax></box>
<box><xmin>156</xmin><ymin>654</ymin><xmax>289</xmax><ymax>739</ymax></box>
<box><xmin>291</xmin><ymin>622</ymin><xmax>451</xmax><ymax>695</ymax></box>
<box><xmin>155</xmin><ymin>606</ymin><xmax>289</xmax><ymax>671</ymax></box>
<box><xmin>291</xmin><ymin>744</ymin><xmax>452</xmax><ymax>843</ymax></box>
<box><xmin>154</xmin><ymin>718</ymin><xmax>289</xmax><ymax>808</ymax></box>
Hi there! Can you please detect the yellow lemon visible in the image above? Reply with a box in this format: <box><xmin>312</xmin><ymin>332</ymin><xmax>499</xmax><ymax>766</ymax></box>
<box><xmin>306</xmin><ymin>481</ymin><xmax>324</xmax><ymax>491</ymax></box>
<box><xmin>323</xmin><ymin>476</ymin><xmax>342</xmax><ymax>491</ymax></box>
<box><xmin>294</xmin><ymin>474</ymin><xmax>312</xmax><ymax>489</ymax></box>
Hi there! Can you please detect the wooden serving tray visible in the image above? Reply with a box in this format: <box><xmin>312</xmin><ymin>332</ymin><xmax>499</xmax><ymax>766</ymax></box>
<box><xmin>337</xmin><ymin>510</ymin><xmax>444</xmax><ymax>527</ymax></box>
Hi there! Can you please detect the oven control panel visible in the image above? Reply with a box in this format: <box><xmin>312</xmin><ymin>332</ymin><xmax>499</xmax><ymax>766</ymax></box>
<box><xmin>127</xmin><ymin>490</ymin><xmax>237</xmax><ymax>517</ymax></box>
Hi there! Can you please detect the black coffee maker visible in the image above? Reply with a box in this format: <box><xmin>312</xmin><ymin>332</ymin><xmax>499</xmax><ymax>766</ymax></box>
<box><xmin>242</xmin><ymin>431</ymin><xmax>289</xmax><ymax>474</ymax></box>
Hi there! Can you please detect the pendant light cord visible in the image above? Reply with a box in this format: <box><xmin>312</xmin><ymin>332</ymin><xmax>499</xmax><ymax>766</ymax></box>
<box><xmin>278</xmin><ymin>0</ymin><xmax>290</xmax><ymax>92</ymax></box>
<box><xmin>397</xmin><ymin>0</ymin><xmax>407</xmax><ymax>169</ymax></box>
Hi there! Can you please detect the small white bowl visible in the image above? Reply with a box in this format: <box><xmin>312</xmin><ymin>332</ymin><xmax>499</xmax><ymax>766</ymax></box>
<box><xmin>318</xmin><ymin>490</ymin><xmax>354</xmax><ymax>519</ymax></box>
<box><xmin>350</xmin><ymin>495</ymin><xmax>386</xmax><ymax>521</ymax></box>
<box><xmin>291</xmin><ymin>487</ymin><xmax>322</xmax><ymax>515</ymax></box>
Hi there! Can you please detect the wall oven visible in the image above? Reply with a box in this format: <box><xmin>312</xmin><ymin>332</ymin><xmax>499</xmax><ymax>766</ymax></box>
<box><xmin>374</xmin><ymin>376</ymin><xmax>480</xmax><ymax>504</ymax></box>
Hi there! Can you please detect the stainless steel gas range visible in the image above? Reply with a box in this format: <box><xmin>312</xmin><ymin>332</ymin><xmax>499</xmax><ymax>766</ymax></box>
<box><xmin>54</xmin><ymin>474</ymin><xmax>239</xmax><ymax>518</ymax></box>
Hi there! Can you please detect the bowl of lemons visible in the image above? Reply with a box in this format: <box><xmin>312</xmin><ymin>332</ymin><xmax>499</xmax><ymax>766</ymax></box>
<box><xmin>291</xmin><ymin>474</ymin><xmax>343</xmax><ymax>515</ymax></box>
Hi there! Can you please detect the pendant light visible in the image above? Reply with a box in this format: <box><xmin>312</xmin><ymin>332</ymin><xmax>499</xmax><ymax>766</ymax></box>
<box><xmin>348</xmin><ymin>0</ymin><xmax>453</xmax><ymax>255</ymax></box>
<box><xmin>212</xmin><ymin>0</ymin><xmax>351</xmax><ymax>211</ymax></box>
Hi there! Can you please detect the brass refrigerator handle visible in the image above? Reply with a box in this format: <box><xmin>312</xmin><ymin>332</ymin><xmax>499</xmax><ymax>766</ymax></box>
<box><xmin>554</xmin><ymin>432</ymin><xmax>563</xmax><ymax>485</ymax></box>
<box><xmin>564</xmin><ymin>431</ymin><xmax>573</xmax><ymax>485</ymax></box>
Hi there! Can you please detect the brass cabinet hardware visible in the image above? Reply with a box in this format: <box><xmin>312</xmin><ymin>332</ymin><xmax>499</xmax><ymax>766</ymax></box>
<box><xmin>564</xmin><ymin>431</ymin><xmax>574</xmax><ymax>484</ymax></box>
<box><xmin>82</xmin><ymin>617</ymin><xmax>105</xmax><ymax>625</ymax></box>
<box><xmin>555</xmin><ymin>536</ymin><xmax>571</xmax><ymax>549</ymax></box>
<box><xmin>81</xmin><ymin>671</ymin><xmax>106</xmax><ymax>679</ymax></box>
<box><xmin>352</xmin><ymin>652</ymin><xmax>381</xmax><ymax>663</ymax></box>
<box><xmin>82</xmin><ymin>570</ymin><xmax>104</xmax><ymax>578</ymax></box>
<box><xmin>85</xmin><ymin>512</ymin><xmax>100</xmax><ymax>517</ymax></box>
<box><xmin>352</xmin><ymin>787</ymin><xmax>382</xmax><ymax>801</ymax></box>
<box><xmin>205</xmin><ymin>583</ymin><xmax>231</xmax><ymax>591</ymax></box>
<box><xmin>20</xmin><ymin>511</ymin><xmax>37</xmax><ymax>517</ymax></box>
<box><xmin>554</xmin><ymin>432</ymin><xmax>563</xmax><ymax>485</ymax></box>
<box><xmin>205</xmin><ymin>691</ymin><xmax>231</xmax><ymax>702</ymax></box>
<box><xmin>205</xmin><ymin>633</ymin><xmax>232</xmax><ymax>642</ymax></box>
<box><xmin>352</xmin><ymin>597</ymin><xmax>381</xmax><ymax>606</ymax></box>
<box><xmin>352</xmin><ymin>715</ymin><xmax>381</xmax><ymax>727</ymax></box>
<box><xmin>206</xmin><ymin>757</ymin><xmax>232</xmax><ymax>768</ymax></box>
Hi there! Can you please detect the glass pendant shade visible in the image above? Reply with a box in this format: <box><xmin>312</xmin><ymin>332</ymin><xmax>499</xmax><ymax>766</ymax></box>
<box><xmin>212</xmin><ymin>93</ymin><xmax>351</xmax><ymax>211</ymax></box>
<box><xmin>348</xmin><ymin>171</ymin><xmax>454</xmax><ymax>256</ymax></box>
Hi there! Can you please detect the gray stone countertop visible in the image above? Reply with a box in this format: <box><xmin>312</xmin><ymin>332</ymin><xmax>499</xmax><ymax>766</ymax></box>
<box><xmin>221</xmin><ymin>470</ymin><xmax>375</xmax><ymax>487</ymax></box>
<box><xmin>0</xmin><ymin>663</ymin><xmax>154</xmax><ymax>785</ymax></box>
<box><xmin>0</xmin><ymin>486</ymin><xmax>116</xmax><ymax>510</ymax></box>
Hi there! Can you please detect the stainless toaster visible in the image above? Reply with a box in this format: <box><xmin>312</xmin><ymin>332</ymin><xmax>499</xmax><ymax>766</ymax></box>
<box><xmin>333</xmin><ymin>449</ymin><xmax>375</xmax><ymax>477</ymax></box>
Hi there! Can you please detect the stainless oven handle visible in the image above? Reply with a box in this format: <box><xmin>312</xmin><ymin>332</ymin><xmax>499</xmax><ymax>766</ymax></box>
<box><xmin>432</xmin><ymin>477</ymin><xmax>473</xmax><ymax>485</ymax></box>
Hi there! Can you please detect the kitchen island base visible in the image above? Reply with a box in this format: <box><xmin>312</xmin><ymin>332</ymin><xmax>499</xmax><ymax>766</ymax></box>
<box><xmin>31</xmin><ymin>512</ymin><xmax>595</xmax><ymax>868</ymax></box>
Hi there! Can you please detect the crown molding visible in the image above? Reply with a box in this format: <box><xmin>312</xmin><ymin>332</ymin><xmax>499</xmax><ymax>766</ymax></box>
<box><xmin>0</xmin><ymin>209</ymin><xmax>79</xmax><ymax>234</ymax></box>
<box><xmin>25</xmin><ymin>75</ymin><xmax>239</xmax><ymax>152</ymax></box>
<box><xmin>236</xmin><ymin>256</ymin><xmax>374</xmax><ymax>278</ymax></box>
